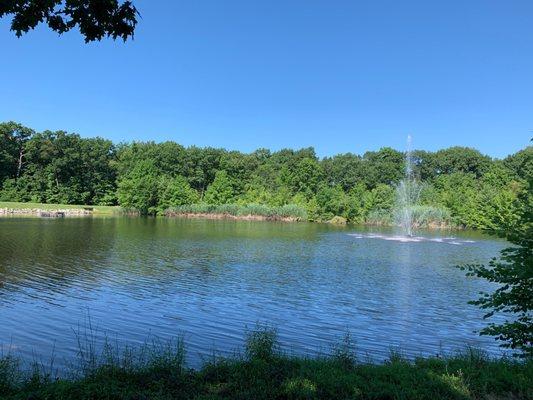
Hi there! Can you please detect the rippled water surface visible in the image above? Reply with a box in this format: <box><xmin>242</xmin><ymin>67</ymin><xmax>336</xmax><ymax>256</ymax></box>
<box><xmin>0</xmin><ymin>217</ymin><xmax>508</xmax><ymax>368</ymax></box>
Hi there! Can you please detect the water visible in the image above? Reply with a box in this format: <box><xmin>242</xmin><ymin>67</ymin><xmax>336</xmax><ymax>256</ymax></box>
<box><xmin>0</xmin><ymin>217</ymin><xmax>507</xmax><ymax>370</ymax></box>
<box><xmin>395</xmin><ymin>134</ymin><xmax>423</xmax><ymax>236</ymax></box>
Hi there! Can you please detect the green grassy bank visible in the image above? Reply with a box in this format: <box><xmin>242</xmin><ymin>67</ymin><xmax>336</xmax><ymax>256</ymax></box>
<box><xmin>164</xmin><ymin>203</ymin><xmax>308</xmax><ymax>221</ymax></box>
<box><xmin>1</xmin><ymin>329</ymin><xmax>531</xmax><ymax>400</ymax></box>
<box><xmin>1</xmin><ymin>201</ymin><xmax>455</xmax><ymax>228</ymax></box>
<box><xmin>0</xmin><ymin>201</ymin><xmax>120</xmax><ymax>215</ymax></box>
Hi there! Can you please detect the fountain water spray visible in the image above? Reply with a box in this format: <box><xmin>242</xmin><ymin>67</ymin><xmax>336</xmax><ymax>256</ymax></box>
<box><xmin>395</xmin><ymin>135</ymin><xmax>422</xmax><ymax>236</ymax></box>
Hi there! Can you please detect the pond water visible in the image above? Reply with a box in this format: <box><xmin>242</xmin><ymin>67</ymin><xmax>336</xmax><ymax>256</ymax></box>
<box><xmin>0</xmin><ymin>217</ymin><xmax>508</xmax><ymax>370</ymax></box>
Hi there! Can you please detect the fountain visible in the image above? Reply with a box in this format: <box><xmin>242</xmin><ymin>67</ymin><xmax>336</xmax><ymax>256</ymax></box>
<box><xmin>348</xmin><ymin>135</ymin><xmax>474</xmax><ymax>245</ymax></box>
<box><xmin>395</xmin><ymin>135</ymin><xmax>423</xmax><ymax>237</ymax></box>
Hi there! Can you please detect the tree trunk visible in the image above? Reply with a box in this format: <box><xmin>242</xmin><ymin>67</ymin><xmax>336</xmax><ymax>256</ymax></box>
<box><xmin>16</xmin><ymin>147</ymin><xmax>24</xmax><ymax>180</ymax></box>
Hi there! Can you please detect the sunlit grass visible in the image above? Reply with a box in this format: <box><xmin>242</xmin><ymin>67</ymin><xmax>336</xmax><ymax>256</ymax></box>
<box><xmin>165</xmin><ymin>203</ymin><xmax>308</xmax><ymax>220</ymax></box>
<box><xmin>0</xmin><ymin>201</ymin><xmax>120</xmax><ymax>215</ymax></box>
<box><xmin>1</xmin><ymin>327</ymin><xmax>531</xmax><ymax>399</ymax></box>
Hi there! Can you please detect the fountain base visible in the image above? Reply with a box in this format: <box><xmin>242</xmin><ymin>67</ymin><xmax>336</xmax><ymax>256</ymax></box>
<box><xmin>348</xmin><ymin>233</ymin><xmax>475</xmax><ymax>245</ymax></box>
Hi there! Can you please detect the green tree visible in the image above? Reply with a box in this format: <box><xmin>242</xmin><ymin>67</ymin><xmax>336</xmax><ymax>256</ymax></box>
<box><xmin>461</xmin><ymin>180</ymin><xmax>532</xmax><ymax>357</ymax></box>
<box><xmin>432</xmin><ymin>147</ymin><xmax>491</xmax><ymax>178</ymax></box>
<box><xmin>12</xmin><ymin>130</ymin><xmax>117</xmax><ymax>204</ymax></box>
<box><xmin>346</xmin><ymin>183</ymin><xmax>368</xmax><ymax>223</ymax></box>
<box><xmin>1</xmin><ymin>0</ymin><xmax>138</xmax><ymax>42</ymax></box>
<box><xmin>220</xmin><ymin>151</ymin><xmax>259</xmax><ymax>196</ymax></box>
<box><xmin>433</xmin><ymin>172</ymin><xmax>481</xmax><ymax>227</ymax></box>
<box><xmin>305</xmin><ymin>197</ymin><xmax>320</xmax><ymax>222</ymax></box>
<box><xmin>504</xmin><ymin>146</ymin><xmax>533</xmax><ymax>183</ymax></box>
<box><xmin>0</xmin><ymin>121</ymin><xmax>34</xmax><ymax>184</ymax></box>
<box><xmin>237</xmin><ymin>182</ymin><xmax>272</xmax><ymax>205</ymax></box>
<box><xmin>117</xmin><ymin>160</ymin><xmax>160</xmax><ymax>214</ymax></box>
<box><xmin>366</xmin><ymin>184</ymin><xmax>395</xmax><ymax>212</ymax></box>
<box><xmin>158</xmin><ymin>175</ymin><xmax>199</xmax><ymax>211</ymax></box>
<box><xmin>322</xmin><ymin>153</ymin><xmax>365</xmax><ymax>191</ymax></box>
<box><xmin>282</xmin><ymin>157</ymin><xmax>323</xmax><ymax>198</ymax></box>
<box><xmin>362</xmin><ymin>147</ymin><xmax>404</xmax><ymax>188</ymax></box>
<box><xmin>315</xmin><ymin>184</ymin><xmax>349</xmax><ymax>220</ymax></box>
<box><xmin>204</xmin><ymin>170</ymin><xmax>233</xmax><ymax>205</ymax></box>
<box><xmin>180</xmin><ymin>146</ymin><xmax>224</xmax><ymax>194</ymax></box>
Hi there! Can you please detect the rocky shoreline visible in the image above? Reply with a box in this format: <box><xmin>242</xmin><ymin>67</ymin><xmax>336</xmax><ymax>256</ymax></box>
<box><xmin>0</xmin><ymin>208</ymin><xmax>92</xmax><ymax>217</ymax></box>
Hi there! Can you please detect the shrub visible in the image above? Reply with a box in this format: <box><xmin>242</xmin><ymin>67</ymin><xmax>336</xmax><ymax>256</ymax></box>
<box><xmin>245</xmin><ymin>325</ymin><xmax>279</xmax><ymax>361</ymax></box>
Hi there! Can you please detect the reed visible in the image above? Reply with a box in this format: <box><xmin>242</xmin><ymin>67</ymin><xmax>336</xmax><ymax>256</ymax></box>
<box><xmin>165</xmin><ymin>203</ymin><xmax>307</xmax><ymax>220</ymax></box>
<box><xmin>1</xmin><ymin>328</ymin><xmax>531</xmax><ymax>400</ymax></box>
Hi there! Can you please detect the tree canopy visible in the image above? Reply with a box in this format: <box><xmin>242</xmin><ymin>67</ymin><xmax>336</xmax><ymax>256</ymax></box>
<box><xmin>0</xmin><ymin>122</ymin><xmax>530</xmax><ymax>231</ymax></box>
<box><xmin>461</xmin><ymin>169</ymin><xmax>532</xmax><ymax>357</ymax></box>
<box><xmin>0</xmin><ymin>0</ymin><xmax>138</xmax><ymax>42</ymax></box>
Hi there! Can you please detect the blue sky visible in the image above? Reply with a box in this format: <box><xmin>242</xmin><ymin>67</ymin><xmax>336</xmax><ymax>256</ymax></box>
<box><xmin>1</xmin><ymin>0</ymin><xmax>532</xmax><ymax>158</ymax></box>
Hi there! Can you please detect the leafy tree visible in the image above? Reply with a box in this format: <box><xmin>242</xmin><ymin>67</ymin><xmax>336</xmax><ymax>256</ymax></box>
<box><xmin>1</xmin><ymin>0</ymin><xmax>138</xmax><ymax>42</ymax></box>
<box><xmin>410</xmin><ymin>150</ymin><xmax>437</xmax><ymax>181</ymax></box>
<box><xmin>0</xmin><ymin>121</ymin><xmax>34</xmax><ymax>184</ymax></box>
<box><xmin>116</xmin><ymin>141</ymin><xmax>185</xmax><ymax>178</ymax></box>
<box><xmin>433</xmin><ymin>172</ymin><xmax>481</xmax><ymax>228</ymax></box>
<box><xmin>362</xmin><ymin>147</ymin><xmax>404</xmax><ymax>188</ymax></box>
<box><xmin>305</xmin><ymin>197</ymin><xmax>320</xmax><ymax>222</ymax></box>
<box><xmin>3</xmin><ymin>130</ymin><xmax>116</xmax><ymax>204</ymax></box>
<box><xmin>2</xmin><ymin>120</ymin><xmax>531</xmax><ymax>230</ymax></box>
<box><xmin>282</xmin><ymin>157</ymin><xmax>323</xmax><ymax>198</ymax></box>
<box><xmin>461</xmin><ymin>179</ymin><xmax>532</xmax><ymax>357</ymax></box>
<box><xmin>180</xmin><ymin>146</ymin><xmax>224</xmax><ymax>194</ymax></box>
<box><xmin>322</xmin><ymin>153</ymin><xmax>365</xmax><ymax>191</ymax></box>
<box><xmin>204</xmin><ymin>170</ymin><xmax>233</xmax><ymax>205</ymax></box>
<box><xmin>237</xmin><ymin>182</ymin><xmax>272</xmax><ymax>205</ymax></box>
<box><xmin>220</xmin><ymin>151</ymin><xmax>259</xmax><ymax>196</ymax></box>
<box><xmin>432</xmin><ymin>147</ymin><xmax>491</xmax><ymax>178</ymax></box>
<box><xmin>345</xmin><ymin>183</ymin><xmax>368</xmax><ymax>223</ymax></box>
<box><xmin>365</xmin><ymin>184</ymin><xmax>395</xmax><ymax>212</ymax></box>
<box><xmin>117</xmin><ymin>160</ymin><xmax>160</xmax><ymax>214</ymax></box>
<box><xmin>504</xmin><ymin>146</ymin><xmax>533</xmax><ymax>183</ymax></box>
<box><xmin>158</xmin><ymin>176</ymin><xmax>199</xmax><ymax>211</ymax></box>
<box><xmin>315</xmin><ymin>184</ymin><xmax>348</xmax><ymax>220</ymax></box>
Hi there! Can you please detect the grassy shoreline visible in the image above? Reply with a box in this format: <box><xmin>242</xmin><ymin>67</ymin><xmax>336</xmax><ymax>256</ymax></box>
<box><xmin>0</xmin><ymin>201</ymin><xmax>120</xmax><ymax>216</ymax></box>
<box><xmin>1</xmin><ymin>201</ymin><xmax>457</xmax><ymax>229</ymax></box>
<box><xmin>1</xmin><ymin>328</ymin><xmax>531</xmax><ymax>400</ymax></box>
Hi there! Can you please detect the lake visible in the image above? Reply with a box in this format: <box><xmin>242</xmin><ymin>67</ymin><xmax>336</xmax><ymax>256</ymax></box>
<box><xmin>0</xmin><ymin>217</ymin><xmax>508</xmax><ymax>370</ymax></box>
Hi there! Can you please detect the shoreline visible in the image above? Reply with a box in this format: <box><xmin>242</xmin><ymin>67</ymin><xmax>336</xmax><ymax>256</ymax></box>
<box><xmin>1</xmin><ymin>327</ymin><xmax>530</xmax><ymax>399</ymax></box>
<box><xmin>163</xmin><ymin>210</ymin><xmax>302</xmax><ymax>222</ymax></box>
<box><xmin>0</xmin><ymin>202</ymin><xmax>458</xmax><ymax>229</ymax></box>
<box><xmin>0</xmin><ymin>202</ymin><xmax>119</xmax><ymax>217</ymax></box>
<box><xmin>0</xmin><ymin>207</ymin><xmax>93</xmax><ymax>217</ymax></box>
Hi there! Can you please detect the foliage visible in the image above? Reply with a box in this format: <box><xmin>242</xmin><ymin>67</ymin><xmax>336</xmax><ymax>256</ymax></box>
<box><xmin>158</xmin><ymin>175</ymin><xmax>199</xmax><ymax>212</ymax></box>
<box><xmin>461</xmin><ymin>176</ymin><xmax>532</xmax><ymax>358</ymax></box>
<box><xmin>204</xmin><ymin>170</ymin><xmax>234</xmax><ymax>205</ymax></box>
<box><xmin>1</xmin><ymin>328</ymin><xmax>532</xmax><ymax>400</ymax></box>
<box><xmin>245</xmin><ymin>325</ymin><xmax>279</xmax><ymax>361</ymax></box>
<box><xmin>165</xmin><ymin>203</ymin><xmax>307</xmax><ymax>220</ymax></box>
<box><xmin>117</xmin><ymin>160</ymin><xmax>160</xmax><ymax>215</ymax></box>
<box><xmin>0</xmin><ymin>121</ymin><xmax>530</xmax><ymax>229</ymax></box>
<box><xmin>0</xmin><ymin>0</ymin><xmax>138</xmax><ymax>42</ymax></box>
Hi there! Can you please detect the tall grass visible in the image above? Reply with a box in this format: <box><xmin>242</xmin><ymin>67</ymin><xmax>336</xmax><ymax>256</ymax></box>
<box><xmin>367</xmin><ymin>205</ymin><xmax>452</xmax><ymax>228</ymax></box>
<box><xmin>1</xmin><ymin>327</ymin><xmax>531</xmax><ymax>399</ymax></box>
<box><xmin>165</xmin><ymin>203</ymin><xmax>307</xmax><ymax>220</ymax></box>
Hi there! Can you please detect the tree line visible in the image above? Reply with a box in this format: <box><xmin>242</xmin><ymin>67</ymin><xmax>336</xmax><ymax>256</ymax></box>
<box><xmin>1</xmin><ymin>121</ymin><xmax>531</xmax><ymax>227</ymax></box>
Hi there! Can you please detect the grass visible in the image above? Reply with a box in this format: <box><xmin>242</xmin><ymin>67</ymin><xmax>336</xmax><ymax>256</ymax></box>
<box><xmin>367</xmin><ymin>205</ymin><xmax>453</xmax><ymax>228</ymax></box>
<box><xmin>0</xmin><ymin>201</ymin><xmax>120</xmax><ymax>215</ymax></box>
<box><xmin>165</xmin><ymin>203</ymin><xmax>308</xmax><ymax>220</ymax></box>
<box><xmin>1</xmin><ymin>328</ymin><xmax>531</xmax><ymax>400</ymax></box>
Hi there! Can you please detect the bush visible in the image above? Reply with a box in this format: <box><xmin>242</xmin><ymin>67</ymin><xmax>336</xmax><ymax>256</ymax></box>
<box><xmin>245</xmin><ymin>325</ymin><xmax>279</xmax><ymax>361</ymax></box>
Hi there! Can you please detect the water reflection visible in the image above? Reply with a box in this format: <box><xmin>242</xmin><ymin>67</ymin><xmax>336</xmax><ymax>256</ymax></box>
<box><xmin>0</xmin><ymin>218</ymin><xmax>507</xmax><ymax>369</ymax></box>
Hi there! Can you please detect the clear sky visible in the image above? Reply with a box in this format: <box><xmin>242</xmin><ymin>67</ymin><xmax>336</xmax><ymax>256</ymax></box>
<box><xmin>1</xmin><ymin>0</ymin><xmax>532</xmax><ymax>158</ymax></box>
